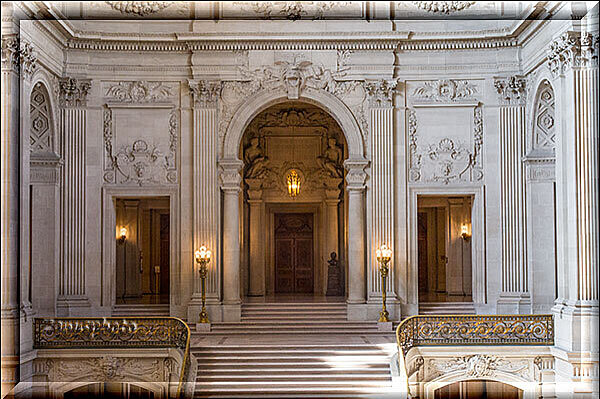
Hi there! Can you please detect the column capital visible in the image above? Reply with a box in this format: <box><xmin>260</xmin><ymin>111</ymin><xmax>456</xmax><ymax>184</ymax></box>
<box><xmin>547</xmin><ymin>31</ymin><xmax>599</xmax><ymax>78</ymax></box>
<box><xmin>494</xmin><ymin>75</ymin><xmax>526</xmax><ymax>105</ymax></box>
<box><xmin>364</xmin><ymin>78</ymin><xmax>398</xmax><ymax>108</ymax></box>
<box><xmin>188</xmin><ymin>79</ymin><xmax>221</xmax><ymax>108</ymax></box>
<box><xmin>219</xmin><ymin>158</ymin><xmax>243</xmax><ymax>192</ymax></box>
<box><xmin>58</xmin><ymin>77</ymin><xmax>92</xmax><ymax>108</ymax></box>
<box><xmin>1</xmin><ymin>35</ymin><xmax>38</xmax><ymax>78</ymax></box>
<box><xmin>344</xmin><ymin>157</ymin><xmax>369</xmax><ymax>191</ymax></box>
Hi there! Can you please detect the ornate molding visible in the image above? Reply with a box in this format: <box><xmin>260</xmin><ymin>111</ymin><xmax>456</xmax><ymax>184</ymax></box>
<box><xmin>232</xmin><ymin>2</ymin><xmax>351</xmax><ymax>20</ymax></box>
<box><xmin>411</xmin><ymin>79</ymin><xmax>478</xmax><ymax>103</ymax></box>
<box><xmin>58</xmin><ymin>78</ymin><xmax>91</xmax><ymax>108</ymax></box>
<box><xmin>188</xmin><ymin>80</ymin><xmax>221</xmax><ymax>108</ymax></box>
<box><xmin>102</xmin><ymin>107</ymin><xmax>178</xmax><ymax>185</ymax></box>
<box><xmin>49</xmin><ymin>356</ymin><xmax>162</xmax><ymax>382</ymax></box>
<box><xmin>412</xmin><ymin>1</ymin><xmax>475</xmax><ymax>14</ymax></box>
<box><xmin>547</xmin><ymin>31</ymin><xmax>599</xmax><ymax>77</ymax></box>
<box><xmin>343</xmin><ymin>158</ymin><xmax>369</xmax><ymax>190</ymax></box>
<box><xmin>365</xmin><ymin>79</ymin><xmax>398</xmax><ymax>107</ymax></box>
<box><xmin>408</xmin><ymin>105</ymin><xmax>483</xmax><ymax>184</ymax></box>
<box><xmin>1</xmin><ymin>35</ymin><xmax>20</xmax><ymax>72</ymax></box>
<box><xmin>105</xmin><ymin>1</ymin><xmax>173</xmax><ymax>16</ymax></box>
<box><xmin>104</xmin><ymin>80</ymin><xmax>174</xmax><ymax>103</ymax></box>
<box><xmin>19</xmin><ymin>40</ymin><xmax>37</xmax><ymax>79</ymax></box>
<box><xmin>219</xmin><ymin>159</ymin><xmax>244</xmax><ymax>192</ymax></box>
<box><xmin>494</xmin><ymin>75</ymin><xmax>526</xmax><ymax>105</ymax></box>
<box><xmin>428</xmin><ymin>355</ymin><xmax>532</xmax><ymax>381</ymax></box>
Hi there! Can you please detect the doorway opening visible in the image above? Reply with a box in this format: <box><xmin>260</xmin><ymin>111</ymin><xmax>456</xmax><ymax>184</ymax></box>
<box><xmin>417</xmin><ymin>195</ymin><xmax>473</xmax><ymax>303</ymax></box>
<box><xmin>434</xmin><ymin>380</ymin><xmax>523</xmax><ymax>399</ymax></box>
<box><xmin>115</xmin><ymin>197</ymin><xmax>170</xmax><ymax>305</ymax></box>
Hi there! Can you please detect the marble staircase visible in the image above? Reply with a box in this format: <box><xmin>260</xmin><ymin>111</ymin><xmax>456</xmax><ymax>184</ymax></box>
<box><xmin>418</xmin><ymin>301</ymin><xmax>476</xmax><ymax>315</ymax></box>
<box><xmin>191</xmin><ymin>301</ymin><xmax>397</xmax><ymax>398</ymax></box>
<box><xmin>111</xmin><ymin>303</ymin><xmax>170</xmax><ymax>317</ymax></box>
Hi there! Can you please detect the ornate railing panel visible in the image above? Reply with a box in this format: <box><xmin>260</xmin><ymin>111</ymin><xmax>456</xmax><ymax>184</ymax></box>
<box><xmin>34</xmin><ymin>317</ymin><xmax>191</xmax><ymax>398</ymax></box>
<box><xmin>396</xmin><ymin>314</ymin><xmax>554</xmax><ymax>356</ymax></box>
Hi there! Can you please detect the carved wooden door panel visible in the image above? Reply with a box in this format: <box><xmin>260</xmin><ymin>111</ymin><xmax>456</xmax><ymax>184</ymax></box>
<box><xmin>274</xmin><ymin>213</ymin><xmax>314</xmax><ymax>294</ymax></box>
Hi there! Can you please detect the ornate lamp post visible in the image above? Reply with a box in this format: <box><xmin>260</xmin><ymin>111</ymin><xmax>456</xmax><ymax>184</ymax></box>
<box><xmin>376</xmin><ymin>244</ymin><xmax>392</xmax><ymax>322</ymax></box>
<box><xmin>195</xmin><ymin>246</ymin><xmax>211</xmax><ymax>324</ymax></box>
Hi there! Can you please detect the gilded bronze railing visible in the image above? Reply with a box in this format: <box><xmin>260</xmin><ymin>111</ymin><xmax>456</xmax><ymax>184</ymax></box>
<box><xmin>396</xmin><ymin>314</ymin><xmax>554</xmax><ymax>356</ymax></box>
<box><xmin>34</xmin><ymin>317</ymin><xmax>191</xmax><ymax>398</ymax></box>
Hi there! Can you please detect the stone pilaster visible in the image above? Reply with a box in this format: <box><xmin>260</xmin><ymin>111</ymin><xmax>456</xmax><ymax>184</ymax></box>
<box><xmin>548</xmin><ymin>30</ymin><xmax>598</xmax><ymax>397</ymax></box>
<box><xmin>344</xmin><ymin>158</ymin><xmax>368</xmax><ymax>320</ymax></box>
<box><xmin>246</xmin><ymin>179</ymin><xmax>264</xmax><ymax>296</ymax></box>
<box><xmin>365</xmin><ymin>80</ymin><xmax>398</xmax><ymax>316</ymax></box>
<box><xmin>219</xmin><ymin>158</ymin><xmax>243</xmax><ymax>321</ymax></box>
<box><xmin>494</xmin><ymin>75</ymin><xmax>531</xmax><ymax>314</ymax></box>
<box><xmin>1</xmin><ymin>33</ymin><xmax>21</xmax><ymax>396</ymax></box>
<box><xmin>189</xmin><ymin>80</ymin><xmax>221</xmax><ymax>322</ymax></box>
<box><xmin>56</xmin><ymin>77</ymin><xmax>92</xmax><ymax>316</ymax></box>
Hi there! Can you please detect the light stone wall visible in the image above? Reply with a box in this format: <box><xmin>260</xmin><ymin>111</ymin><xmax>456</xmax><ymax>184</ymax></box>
<box><xmin>2</xmin><ymin>2</ymin><xmax>598</xmax><ymax>396</ymax></box>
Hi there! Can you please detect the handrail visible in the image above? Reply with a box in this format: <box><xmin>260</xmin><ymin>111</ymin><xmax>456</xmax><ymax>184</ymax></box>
<box><xmin>395</xmin><ymin>314</ymin><xmax>554</xmax><ymax>395</ymax></box>
<box><xmin>34</xmin><ymin>317</ymin><xmax>191</xmax><ymax>399</ymax></box>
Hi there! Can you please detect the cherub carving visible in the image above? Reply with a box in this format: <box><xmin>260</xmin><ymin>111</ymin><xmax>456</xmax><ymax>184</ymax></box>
<box><xmin>244</xmin><ymin>137</ymin><xmax>270</xmax><ymax>179</ymax></box>
<box><xmin>317</xmin><ymin>137</ymin><xmax>343</xmax><ymax>178</ymax></box>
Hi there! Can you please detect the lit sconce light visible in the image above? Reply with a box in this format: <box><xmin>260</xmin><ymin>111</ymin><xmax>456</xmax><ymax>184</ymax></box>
<box><xmin>118</xmin><ymin>227</ymin><xmax>127</xmax><ymax>244</ymax></box>
<box><xmin>286</xmin><ymin>169</ymin><xmax>300</xmax><ymax>197</ymax></box>
<box><xmin>461</xmin><ymin>224</ymin><xmax>471</xmax><ymax>241</ymax></box>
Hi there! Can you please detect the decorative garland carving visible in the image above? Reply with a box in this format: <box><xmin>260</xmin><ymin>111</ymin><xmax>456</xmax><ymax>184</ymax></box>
<box><xmin>428</xmin><ymin>355</ymin><xmax>532</xmax><ymax>381</ymax></box>
<box><xmin>49</xmin><ymin>356</ymin><xmax>162</xmax><ymax>382</ymax></box>
<box><xmin>105</xmin><ymin>1</ymin><xmax>173</xmax><ymax>16</ymax></box>
<box><xmin>58</xmin><ymin>78</ymin><xmax>92</xmax><ymax>108</ymax></box>
<box><xmin>412</xmin><ymin>79</ymin><xmax>478</xmax><ymax>103</ymax></box>
<box><xmin>102</xmin><ymin>108</ymin><xmax>178</xmax><ymax>185</ymax></box>
<box><xmin>105</xmin><ymin>80</ymin><xmax>174</xmax><ymax>103</ymax></box>
<box><xmin>408</xmin><ymin>105</ymin><xmax>483</xmax><ymax>184</ymax></box>
<box><xmin>233</xmin><ymin>2</ymin><xmax>351</xmax><ymax>20</ymax></box>
<box><xmin>494</xmin><ymin>75</ymin><xmax>526</xmax><ymax>105</ymax></box>
<box><xmin>412</xmin><ymin>1</ymin><xmax>475</xmax><ymax>14</ymax></box>
<box><xmin>547</xmin><ymin>31</ymin><xmax>599</xmax><ymax>77</ymax></box>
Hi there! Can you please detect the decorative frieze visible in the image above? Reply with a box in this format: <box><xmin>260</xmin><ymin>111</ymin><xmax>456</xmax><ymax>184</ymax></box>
<box><xmin>411</xmin><ymin>79</ymin><xmax>478</xmax><ymax>103</ymax></box>
<box><xmin>232</xmin><ymin>1</ymin><xmax>351</xmax><ymax>20</ymax></box>
<box><xmin>105</xmin><ymin>1</ymin><xmax>173</xmax><ymax>16</ymax></box>
<box><xmin>408</xmin><ymin>106</ymin><xmax>483</xmax><ymax>184</ymax></box>
<box><xmin>547</xmin><ymin>31</ymin><xmax>599</xmax><ymax>77</ymax></box>
<box><xmin>412</xmin><ymin>1</ymin><xmax>475</xmax><ymax>14</ymax></box>
<box><xmin>494</xmin><ymin>76</ymin><xmax>527</xmax><ymax>105</ymax></box>
<box><xmin>365</xmin><ymin>79</ymin><xmax>398</xmax><ymax>107</ymax></box>
<box><xmin>48</xmin><ymin>356</ymin><xmax>162</xmax><ymax>382</ymax></box>
<box><xmin>427</xmin><ymin>355</ymin><xmax>532</xmax><ymax>381</ymax></box>
<box><xmin>102</xmin><ymin>107</ymin><xmax>178</xmax><ymax>185</ymax></box>
<box><xmin>188</xmin><ymin>80</ymin><xmax>221</xmax><ymax>108</ymax></box>
<box><xmin>104</xmin><ymin>80</ymin><xmax>174</xmax><ymax>103</ymax></box>
<box><xmin>58</xmin><ymin>78</ymin><xmax>92</xmax><ymax>108</ymax></box>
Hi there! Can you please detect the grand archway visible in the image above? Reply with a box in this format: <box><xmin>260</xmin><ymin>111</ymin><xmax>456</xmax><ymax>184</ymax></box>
<box><xmin>238</xmin><ymin>102</ymin><xmax>348</xmax><ymax>298</ymax></box>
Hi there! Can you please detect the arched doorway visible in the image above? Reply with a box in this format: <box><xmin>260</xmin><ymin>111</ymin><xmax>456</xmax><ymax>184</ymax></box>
<box><xmin>434</xmin><ymin>380</ymin><xmax>522</xmax><ymax>399</ymax></box>
<box><xmin>239</xmin><ymin>102</ymin><xmax>348</xmax><ymax>299</ymax></box>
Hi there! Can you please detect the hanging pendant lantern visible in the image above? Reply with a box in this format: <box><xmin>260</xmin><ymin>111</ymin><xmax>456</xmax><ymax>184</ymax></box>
<box><xmin>286</xmin><ymin>169</ymin><xmax>301</xmax><ymax>197</ymax></box>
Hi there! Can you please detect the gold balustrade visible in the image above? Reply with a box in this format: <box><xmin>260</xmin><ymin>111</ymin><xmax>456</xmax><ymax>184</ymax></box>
<box><xmin>34</xmin><ymin>317</ymin><xmax>190</xmax><ymax>398</ymax></box>
<box><xmin>395</xmin><ymin>314</ymin><xmax>554</xmax><ymax>394</ymax></box>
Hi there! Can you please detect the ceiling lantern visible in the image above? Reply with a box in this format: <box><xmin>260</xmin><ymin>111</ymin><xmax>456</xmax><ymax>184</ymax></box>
<box><xmin>286</xmin><ymin>169</ymin><xmax>301</xmax><ymax>197</ymax></box>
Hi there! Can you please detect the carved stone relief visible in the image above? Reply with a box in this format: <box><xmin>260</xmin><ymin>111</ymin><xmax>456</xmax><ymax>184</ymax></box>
<box><xmin>547</xmin><ymin>31</ymin><xmax>599</xmax><ymax>77</ymax></box>
<box><xmin>47</xmin><ymin>356</ymin><xmax>163</xmax><ymax>382</ymax></box>
<box><xmin>30</xmin><ymin>82</ymin><xmax>54</xmax><ymax>154</ymax></box>
<box><xmin>411</xmin><ymin>79</ymin><xmax>478</xmax><ymax>103</ymax></box>
<box><xmin>412</xmin><ymin>1</ymin><xmax>475</xmax><ymax>14</ymax></box>
<box><xmin>427</xmin><ymin>355</ymin><xmax>532</xmax><ymax>381</ymax></box>
<box><xmin>58</xmin><ymin>78</ymin><xmax>92</xmax><ymax>108</ymax></box>
<box><xmin>104</xmin><ymin>81</ymin><xmax>174</xmax><ymax>103</ymax></box>
<box><xmin>232</xmin><ymin>2</ymin><xmax>352</xmax><ymax>20</ymax></box>
<box><xmin>105</xmin><ymin>1</ymin><xmax>173</xmax><ymax>16</ymax></box>
<box><xmin>408</xmin><ymin>106</ymin><xmax>483</xmax><ymax>184</ymax></box>
<box><xmin>531</xmin><ymin>81</ymin><xmax>556</xmax><ymax>154</ymax></box>
<box><xmin>103</xmin><ymin>107</ymin><xmax>178</xmax><ymax>185</ymax></box>
<box><xmin>494</xmin><ymin>75</ymin><xmax>527</xmax><ymax>105</ymax></box>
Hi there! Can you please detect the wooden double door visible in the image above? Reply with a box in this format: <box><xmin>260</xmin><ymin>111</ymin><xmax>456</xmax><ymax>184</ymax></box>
<box><xmin>274</xmin><ymin>213</ymin><xmax>314</xmax><ymax>293</ymax></box>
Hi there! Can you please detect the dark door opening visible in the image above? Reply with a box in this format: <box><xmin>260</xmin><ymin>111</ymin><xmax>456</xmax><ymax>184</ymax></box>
<box><xmin>435</xmin><ymin>380</ymin><xmax>522</xmax><ymax>399</ymax></box>
<box><xmin>274</xmin><ymin>213</ymin><xmax>314</xmax><ymax>294</ymax></box>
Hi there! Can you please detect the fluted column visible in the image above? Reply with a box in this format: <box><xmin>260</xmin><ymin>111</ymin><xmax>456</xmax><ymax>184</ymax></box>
<box><xmin>345</xmin><ymin>158</ymin><xmax>368</xmax><ymax>319</ymax></box>
<box><xmin>220</xmin><ymin>159</ymin><xmax>243</xmax><ymax>320</ymax></box>
<box><xmin>494</xmin><ymin>76</ymin><xmax>531</xmax><ymax>314</ymax></box>
<box><xmin>56</xmin><ymin>77</ymin><xmax>91</xmax><ymax>316</ymax></box>
<box><xmin>189</xmin><ymin>80</ymin><xmax>221</xmax><ymax>321</ymax></box>
<box><xmin>365</xmin><ymin>80</ymin><xmax>397</xmax><ymax>310</ymax></box>
<box><xmin>548</xmin><ymin>31</ymin><xmax>598</xmax><ymax>359</ymax></box>
<box><xmin>1</xmin><ymin>33</ymin><xmax>21</xmax><ymax>396</ymax></box>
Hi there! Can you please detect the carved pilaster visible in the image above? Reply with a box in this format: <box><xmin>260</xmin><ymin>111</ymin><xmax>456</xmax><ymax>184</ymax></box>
<box><xmin>364</xmin><ymin>79</ymin><xmax>397</xmax><ymax>108</ymax></box>
<box><xmin>19</xmin><ymin>40</ymin><xmax>37</xmax><ymax>79</ymax></box>
<box><xmin>494</xmin><ymin>76</ymin><xmax>526</xmax><ymax>105</ymax></box>
<box><xmin>1</xmin><ymin>35</ymin><xmax>20</xmax><ymax>73</ymax></box>
<box><xmin>547</xmin><ymin>31</ymin><xmax>599</xmax><ymax>77</ymax></box>
<box><xmin>58</xmin><ymin>78</ymin><xmax>91</xmax><ymax>108</ymax></box>
<box><xmin>188</xmin><ymin>79</ymin><xmax>221</xmax><ymax>108</ymax></box>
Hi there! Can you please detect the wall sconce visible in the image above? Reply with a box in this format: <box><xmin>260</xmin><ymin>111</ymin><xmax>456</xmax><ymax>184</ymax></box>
<box><xmin>461</xmin><ymin>224</ymin><xmax>471</xmax><ymax>241</ymax></box>
<box><xmin>286</xmin><ymin>169</ymin><xmax>301</xmax><ymax>197</ymax></box>
<box><xmin>118</xmin><ymin>227</ymin><xmax>127</xmax><ymax>244</ymax></box>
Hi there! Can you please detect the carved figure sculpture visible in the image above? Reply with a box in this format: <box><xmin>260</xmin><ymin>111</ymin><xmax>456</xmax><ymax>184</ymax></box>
<box><xmin>244</xmin><ymin>137</ymin><xmax>270</xmax><ymax>179</ymax></box>
<box><xmin>317</xmin><ymin>137</ymin><xmax>343</xmax><ymax>178</ymax></box>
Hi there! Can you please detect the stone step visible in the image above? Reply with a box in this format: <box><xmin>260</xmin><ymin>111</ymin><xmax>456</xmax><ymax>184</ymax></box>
<box><xmin>194</xmin><ymin>387</ymin><xmax>396</xmax><ymax>398</ymax></box>
<box><xmin>195</xmin><ymin>361</ymin><xmax>390</xmax><ymax>369</ymax></box>
<box><xmin>192</xmin><ymin>348</ymin><xmax>392</xmax><ymax>356</ymax></box>
<box><xmin>194</xmin><ymin>380</ymin><xmax>390</xmax><ymax>389</ymax></box>
<box><xmin>201</xmin><ymin>327</ymin><xmax>384</xmax><ymax>335</ymax></box>
<box><xmin>194</xmin><ymin>367</ymin><xmax>389</xmax><ymax>375</ymax></box>
<box><xmin>195</xmin><ymin>373</ymin><xmax>391</xmax><ymax>382</ymax></box>
<box><xmin>111</xmin><ymin>304</ymin><xmax>170</xmax><ymax>316</ymax></box>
